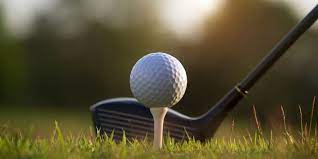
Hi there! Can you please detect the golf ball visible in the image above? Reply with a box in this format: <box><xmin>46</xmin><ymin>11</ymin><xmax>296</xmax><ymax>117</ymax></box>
<box><xmin>130</xmin><ymin>52</ymin><xmax>187</xmax><ymax>108</ymax></box>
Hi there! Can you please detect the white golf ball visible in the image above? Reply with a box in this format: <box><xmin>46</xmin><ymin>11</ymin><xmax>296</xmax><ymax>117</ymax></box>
<box><xmin>130</xmin><ymin>52</ymin><xmax>187</xmax><ymax>108</ymax></box>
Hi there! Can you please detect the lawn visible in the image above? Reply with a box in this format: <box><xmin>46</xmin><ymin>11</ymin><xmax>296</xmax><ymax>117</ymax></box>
<box><xmin>1</xmin><ymin>122</ymin><xmax>318</xmax><ymax>159</ymax></box>
<box><xmin>1</xmin><ymin>102</ymin><xmax>318</xmax><ymax>158</ymax></box>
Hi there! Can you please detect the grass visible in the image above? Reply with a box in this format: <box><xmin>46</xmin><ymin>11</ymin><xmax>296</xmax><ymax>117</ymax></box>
<box><xmin>0</xmin><ymin>97</ymin><xmax>318</xmax><ymax>158</ymax></box>
<box><xmin>1</xmin><ymin>123</ymin><xmax>318</xmax><ymax>159</ymax></box>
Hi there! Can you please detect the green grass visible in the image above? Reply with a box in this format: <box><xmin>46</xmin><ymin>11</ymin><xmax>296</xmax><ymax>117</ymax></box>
<box><xmin>1</xmin><ymin>122</ymin><xmax>318</xmax><ymax>159</ymax></box>
<box><xmin>1</xmin><ymin>97</ymin><xmax>318</xmax><ymax>158</ymax></box>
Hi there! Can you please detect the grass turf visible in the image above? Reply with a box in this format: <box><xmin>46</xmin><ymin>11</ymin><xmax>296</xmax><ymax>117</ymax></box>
<box><xmin>1</xmin><ymin>98</ymin><xmax>318</xmax><ymax>158</ymax></box>
<box><xmin>1</xmin><ymin>118</ymin><xmax>318</xmax><ymax>159</ymax></box>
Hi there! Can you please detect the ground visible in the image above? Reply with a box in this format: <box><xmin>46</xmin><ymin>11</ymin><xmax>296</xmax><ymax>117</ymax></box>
<box><xmin>1</xmin><ymin>105</ymin><xmax>318</xmax><ymax>158</ymax></box>
<box><xmin>1</xmin><ymin>124</ymin><xmax>318</xmax><ymax>159</ymax></box>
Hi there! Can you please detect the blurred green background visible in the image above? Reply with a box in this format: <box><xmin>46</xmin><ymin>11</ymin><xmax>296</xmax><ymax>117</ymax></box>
<box><xmin>0</xmin><ymin>0</ymin><xmax>317</xmax><ymax>135</ymax></box>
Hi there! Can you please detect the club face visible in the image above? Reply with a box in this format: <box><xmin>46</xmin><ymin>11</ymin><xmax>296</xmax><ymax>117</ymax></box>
<box><xmin>90</xmin><ymin>98</ymin><xmax>204</xmax><ymax>141</ymax></box>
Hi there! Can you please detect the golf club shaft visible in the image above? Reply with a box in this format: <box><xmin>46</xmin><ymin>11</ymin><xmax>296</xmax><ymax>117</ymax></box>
<box><xmin>240</xmin><ymin>4</ymin><xmax>318</xmax><ymax>91</ymax></box>
<box><xmin>200</xmin><ymin>5</ymin><xmax>318</xmax><ymax>136</ymax></box>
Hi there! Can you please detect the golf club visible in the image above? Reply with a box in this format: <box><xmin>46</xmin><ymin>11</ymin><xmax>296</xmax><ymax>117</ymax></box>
<box><xmin>91</xmin><ymin>5</ymin><xmax>318</xmax><ymax>142</ymax></box>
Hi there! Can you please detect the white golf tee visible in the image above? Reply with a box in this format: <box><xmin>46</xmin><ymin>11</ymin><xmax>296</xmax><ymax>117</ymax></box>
<box><xmin>150</xmin><ymin>107</ymin><xmax>168</xmax><ymax>149</ymax></box>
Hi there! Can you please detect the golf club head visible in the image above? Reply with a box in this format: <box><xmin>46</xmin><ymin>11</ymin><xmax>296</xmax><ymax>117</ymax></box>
<box><xmin>90</xmin><ymin>98</ymin><xmax>204</xmax><ymax>141</ymax></box>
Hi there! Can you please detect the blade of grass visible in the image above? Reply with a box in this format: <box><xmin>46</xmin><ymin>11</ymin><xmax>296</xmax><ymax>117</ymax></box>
<box><xmin>299</xmin><ymin>105</ymin><xmax>304</xmax><ymax>143</ymax></box>
<box><xmin>280</xmin><ymin>106</ymin><xmax>287</xmax><ymax>134</ymax></box>
<box><xmin>309</xmin><ymin>96</ymin><xmax>316</xmax><ymax>137</ymax></box>
<box><xmin>252</xmin><ymin>105</ymin><xmax>263</xmax><ymax>137</ymax></box>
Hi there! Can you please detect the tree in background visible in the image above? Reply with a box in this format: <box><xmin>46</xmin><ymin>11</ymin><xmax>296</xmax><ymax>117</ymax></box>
<box><xmin>0</xmin><ymin>0</ymin><xmax>317</xmax><ymax>123</ymax></box>
<box><xmin>0</xmin><ymin>6</ymin><xmax>27</xmax><ymax>103</ymax></box>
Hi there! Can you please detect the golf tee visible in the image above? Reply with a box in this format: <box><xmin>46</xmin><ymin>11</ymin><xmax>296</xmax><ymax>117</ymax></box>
<box><xmin>150</xmin><ymin>107</ymin><xmax>168</xmax><ymax>149</ymax></box>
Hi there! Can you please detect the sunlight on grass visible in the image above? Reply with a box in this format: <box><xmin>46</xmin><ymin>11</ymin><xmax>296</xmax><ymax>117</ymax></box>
<box><xmin>1</xmin><ymin>121</ymin><xmax>318</xmax><ymax>159</ymax></box>
<box><xmin>0</xmin><ymin>97</ymin><xmax>317</xmax><ymax>158</ymax></box>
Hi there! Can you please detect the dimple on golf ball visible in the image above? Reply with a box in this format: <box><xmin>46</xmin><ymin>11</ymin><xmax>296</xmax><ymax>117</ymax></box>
<box><xmin>130</xmin><ymin>52</ymin><xmax>187</xmax><ymax>108</ymax></box>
